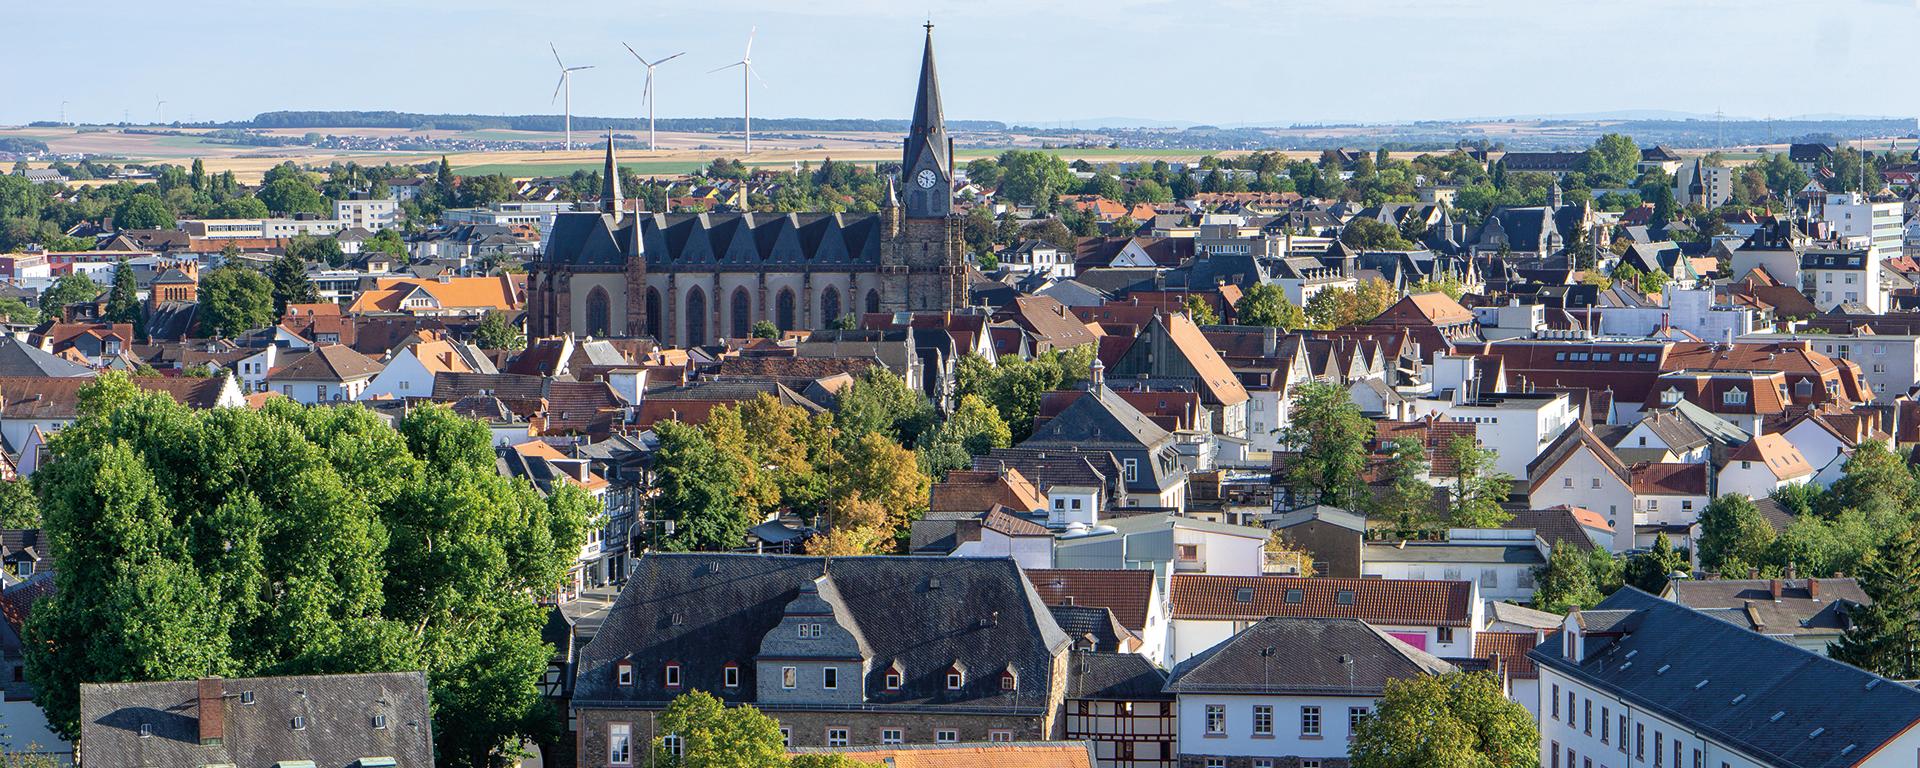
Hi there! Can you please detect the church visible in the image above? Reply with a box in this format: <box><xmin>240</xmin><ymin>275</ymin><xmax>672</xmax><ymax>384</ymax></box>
<box><xmin>526</xmin><ymin>27</ymin><xmax>967</xmax><ymax>345</ymax></box>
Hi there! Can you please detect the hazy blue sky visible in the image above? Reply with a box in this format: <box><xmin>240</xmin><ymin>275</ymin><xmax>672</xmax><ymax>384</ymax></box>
<box><xmin>8</xmin><ymin>0</ymin><xmax>1919</xmax><ymax>127</ymax></box>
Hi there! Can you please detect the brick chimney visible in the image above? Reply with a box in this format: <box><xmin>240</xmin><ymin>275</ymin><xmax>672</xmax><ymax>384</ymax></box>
<box><xmin>197</xmin><ymin>676</ymin><xmax>225</xmax><ymax>746</ymax></box>
<box><xmin>1769</xmin><ymin>579</ymin><xmax>1783</xmax><ymax>602</ymax></box>
<box><xmin>1807</xmin><ymin>578</ymin><xmax>1821</xmax><ymax>600</ymax></box>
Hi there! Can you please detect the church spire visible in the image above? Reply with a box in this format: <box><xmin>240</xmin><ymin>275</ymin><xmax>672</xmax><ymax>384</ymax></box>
<box><xmin>901</xmin><ymin>23</ymin><xmax>953</xmax><ymax>219</ymax></box>
<box><xmin>600</xmin><ymin>131</ymin><xmax>623</xmax><ymax>219</ymax></box>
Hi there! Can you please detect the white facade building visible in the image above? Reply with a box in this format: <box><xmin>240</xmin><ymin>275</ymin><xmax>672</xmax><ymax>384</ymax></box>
<box><xmin>335</xmin><ymin>197</ymin><xmax>399</xmax><ymax>232</ymax></box>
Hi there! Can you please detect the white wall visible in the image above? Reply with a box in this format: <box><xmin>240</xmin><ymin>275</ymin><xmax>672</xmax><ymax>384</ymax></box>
<box><xmin>1170</xmin><ymin>619</ymin><xmax>1472</xmax><ymax>667</ymax></box>
<box><xmin>1538</xmin><ymin>665</ymin><xmax>1802</xmax><ymax>768</ymax></box>
<box><xmin>357</xmin><ymin>349</ymin><xmax>433</xmax><ymax>401</ymax></box>
<box><xmin>951</xmin><ymin>530</ymin><xmax>1053</xmax><ymax>571</ymax></box>
<box><xmin>1177</xmin><ymin>693</ymin><xmax>1376</xmax><ymax>762</ymax></box>
<box><xmin>1530</xmin><ymin>449</ymin><xmax>1635</xmax><ymax>549</ymax></box>
<box><xmin>1717</xmin><ymin>463</ymin><xmax>1806</xmax><ymax>500</ymax></box>
<box><xmin>1364</xmin><ymin>558</ymin><xmax>1537</xmax><ymax>605</ymax></box>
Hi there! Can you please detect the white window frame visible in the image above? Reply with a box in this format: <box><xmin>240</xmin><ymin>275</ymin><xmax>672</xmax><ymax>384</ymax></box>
<box><xmin>608</xmin><ymin>723</ymin><xmax>632</xmax><ymax>766</ymax></box>
<box><xmin>826</xmin><ymin>728</ymin><xmax>849</xmax><ymax>748</ymax></box>
<box><xmin>1206</xmin><ymin>704</ymin><xmax>1226</xmax><ymax>735</ymax></box>
<box><xmin>935</xmin><ymin>729</ymin><xmax>958</xmax><ymax>744</ymax></box>
<box><xmin>881</xmin><ymin>728</ymin><xmax>903</xmax><ymax>745</ymax></box>
<box><xmin>823</xmin><ymin>666</ymin><xmax>838</xmax><ymax>690</ymax></box>
<box><xmin>782</xmin><ymin>666</ymin><xmax>797</xmax><ymax>690</ymax></box>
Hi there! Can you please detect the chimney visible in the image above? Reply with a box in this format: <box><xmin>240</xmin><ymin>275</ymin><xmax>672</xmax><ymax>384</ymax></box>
<box><xmin>1090</xmin><ymin>357</ymin><xmax>1105</xmax><ymax>391</ymax></box>
<box><xmin>1785</xmin><ymin>563</ymin><xmax>1797</xmax><ymax>580</ymax></box>
<box><xmin>1808</xmin><ymin>578</ymin><xmax>1821</xmax><ymax>600</ymax></box>
<box><xmin>197</xmin><ymin>676</ymin><xmax>225</xmax><ymax>746</ymax></box>
<box><xmin>1769</xmin><ymin>579</ymin><xmax>1783</xmax><ymax>602</ymax></box>
<box><xmin>1747</xmin><ymin>567</ymin><xmax>1759</xmax><ymax>579</ymax></box>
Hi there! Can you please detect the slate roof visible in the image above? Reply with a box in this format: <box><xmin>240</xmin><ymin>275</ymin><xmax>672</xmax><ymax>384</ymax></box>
<box><xmin>1666</xmin><ymin>578</ymin><xmax>1868</xmax><ymax>637</ymax></box>
<box><xmin>575</xmin><ymin>554</ymin><xmax>1070</xmax><ymax>713</ymax></box>
<box><xmin>544</xmin><ymin>210</ymin><xmax>890</xmax><ymax>271</ymax></box>
<box><xmin>1024</xmin><ymin>568</ymin><xmax>1156</xmax><ymax>633</ymax></box>
<box><xmin>78</xmin><ymin>671</ymin><xmax>433</xmax><ymax>768</ymax></box>
<box><xmin>1166</xmin><ymin>617</ymin><xmax>1454</xmax><ymax>695</ymax></box>
<box><xmin>1532</xmin><ymin>588</ymin><xmax>1920</xmax><ymax>768</ymax></box>
<box><xmin>1067</xmin><ymin>651</ymin><xmax>1171</xmax><ymax>701</ymax></box>
<box><xmin>1048</xmin><ymin>605</ymin><xmax>1135</xmax><ymax>653</ymax></box>
<box><xmin>0</xmin><ymin>335</ymin><xmax>93</xmax><ymax>377</ymax></box>
<box><xmin>1269</xmin><ymin>504</ymin><xmax>1366</xmax><ymax>533</ymax></box>
<box><xmin>1169</xmin><ymin>574</ymin><xmax>1473</xmax><ymax>626</ymax></box>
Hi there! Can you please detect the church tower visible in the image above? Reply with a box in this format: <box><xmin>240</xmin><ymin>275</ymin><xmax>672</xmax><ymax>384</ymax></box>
<box><xmin>881</xmin><ymin>23</ymin><xmax>967</xmax><ymax>313</ymax></box>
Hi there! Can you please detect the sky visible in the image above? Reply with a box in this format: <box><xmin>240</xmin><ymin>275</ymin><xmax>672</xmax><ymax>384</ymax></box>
<box><xmin>7</xmin><ymin>0</ymin><xmax>1920</xmax><ymax>128</ymax></box>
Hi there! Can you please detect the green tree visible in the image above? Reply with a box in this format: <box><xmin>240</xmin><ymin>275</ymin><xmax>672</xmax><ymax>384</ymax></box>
<box><xmin>474</xmin><ymin>310</ymin><xmax>527</xmax><ymax>352</ymax></box>
<box><xmin>104</xmin><ymin>260</ymin><xmax>140</xmax><ymax>326</ymax></box>
<box><xmin>953</xmin><ymin>347</ymin><xmax>1093</xmax><ymax>444</ymax></box>
<box><xmin>833</xmin><ymin>367</ymin><xmax>935</xmax><ymax>447</ymax></box>
<box><xmin>37</xmin><ymin>273</ymin><xmax>99</xmax><ymax>316</ymax></box>
<box><xmin>1234</xmin><ymin>283</ymin><xmax>1307</xmax><ymax>330</ymax></box>
<box><xmin>1581</xmin><ymin>133</ymin><xmax>1641</xmax><ymax>187</ymax></box>
<box><xmin>113</xmin><ymin>194</ymin><xmax>175</xmax><ymax>230</ymax></box>
<box><xmin>0</xmin><ymin>479</ymin><xmax>38</xmax><ymax>528</ymax></box>
<box><xmin>917</xmin><ymin>394</ymin><xmax>1012</xmax><ymax>477</ymax></box>
<box><xmin>1279</xmin><ymin>382</ymin><xmax>1373</xmax><ymax>508</ymax></box>
<box><xmin>196</xmin><ymin>267</ymin><xmax>273</xmax><ymax>337</ymax></box>
<box><xmin>649</xmin><ymin>420</ymin><xmax>752</xmax><ymax>552</ymax></box>
<box><xmin>836</xmin><ymin>432</ymin><xmax>932</xmax><ymax>541</ymax></box>
<box><xmin>24</xmin><ymin>379</ymin><xmax>588</xmax><ymax>765</ymax></box>
<box><xmin>1624</xmin><ymin>532</ymin><xmax>1689</xmax><ymax>593</ymax></box>
<box><xmin>1824</xmin><ymin>441</ymin><xmax>1919</xmax><ymax>515</ymax></box>
<box><xmin>0</xmin><ymin>297</ymin><xmax>38</xmax><ymax>325</ymax></box>
<box><xmin>1340</xmin><ymin>218</ymin><xmax>1415</xmax><ymax>251</ymax></box>
<box><xmin>257</xmin><ymin>176</ymin><xmax>329</xmax><ymax>216</ymax></box>
<box><xmin>1695</xmin><ymin>495</ymin><xmax>1777</xmax><ymax>575</ymax></box>
<box><xmin>1444</xmin><ymin>436</ymin><xmax>1514</xmax><ymax>528</ymax></box>
<box><xmin>1183</xmin><ymin>294</ymin><xmax>1219</xmax><ymax>327</ymax></box>
<box><xmin>1351</xmin><ymin>671</ymin><xmax>1537</xmax><ymax>768</ymax></box>
<box><xmin>1830</xmin><ymin>521</ymin><xmax>1920</xmax><ymax>678</ymax></box>
<box><xmin>1533</xmin><ymin>541</ymin><xmax>1602</xmax><ymax>614</ymax></box>
<box><xmin>649</xmin><ymin>690</ymin><xmax>789</xmax><ymax>768</ymax></box>
<box><xmin>750</xmin><ymin>320</ymin><xmax>780</xmax><ymax>339</ymax></box>
<box><xmin>1372</xmin><ymin>436</ymin><xmax>1433</xmax><ymax>529</ymax></box>
<box><xmin>266</xmin><ymin>253</ymin><xmax>317</xmax><ymax>314</ymax></box>
<box><xmin>994</xmin><ymin>150</ymin><xmax>1077</xmax><ymax>208</ymax></box>
<box><xmin>211</xmin><ymin>195</ymin><xmax>269</xmax><ymax>219</ymax></box>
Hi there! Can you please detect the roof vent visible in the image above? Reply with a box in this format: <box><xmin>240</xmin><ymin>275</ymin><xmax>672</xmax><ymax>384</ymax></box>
<box><xmin>1732</xmin><ymin>693</ymin><xmax>1747</xmax><ymax>704</ymax></box>
<box><xmin>1656</xmin><ymin>664</ymin><xmax>1671</xmax><ymax>675</ymax></box>
<box><xmin>1809</xmin><ymin>727</ymin><xmax>1825</xmax><ymax>739</ymax></box>
<box><xmin>1234</xmin><ymin>588</ymin><xmax>1254</xmax><ymax>603</ymax></box>
<box><xmin>139</xmin><ymin>723</ymin><xmax>153</xmax><ymax>738</ymax></box>
<box><xmin>1620</xmin><ymin>661</ymin><xmax>1632</xmax><ymax>670</ymax></box>
<box><xmin>1625</xmin><ymin>650</ymin><xmax>1638</xmax><ymax>659</ymax></box>
<box><xmin>1867</xmin><ymin>678</ymin><xmax>1883</xmax><ymax>690</ymax></box>
<box><xmin>670</xmin><ymin>612</ymin><xmax>685</xmax><ymax>626</ymax></box>
<box><xmin>240</xmin><ymin>691</ymin><xmax>255</xmax><ymax>705</ymax></box>
<box><xmin>705</xmin><ymin>562</ymin><xmax>721</xmax><ymax>574</ymax></box>
<box><xmin>1770</xmin><ymin>711</ymin><xmax>1786</xmax><ymax>722</ymax></box>
<box><xmin>928</xmin><ymin>577</ymin><xmax>942</xmax><ymax>590</ymax></box>
<box><xmin>1694</xmin><ymin>679</ymin><xmax>1709</xmax><ymax>689</ymax></box>
<box><xmin>1841</xmin><ymin>744</ymin><xmax>1857</xmax><ymax>756</ymax></box>
<box><xmin>372</xmin><ymin>714</ymin><xmax>388</xmax><ymax>730</ymax></box>
<box><xmin>292</xmin><ymin>715</ymin><xmax>307</xmax><ymax>731</ymax></box>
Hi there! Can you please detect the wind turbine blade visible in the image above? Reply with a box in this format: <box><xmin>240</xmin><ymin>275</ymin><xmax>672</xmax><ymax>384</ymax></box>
<box><xmin>551</xmin><ymin>43</ymin><xmax>564</xmax><ymax>68</ymax></box>
<box><xmin>553</xmin><ymin>75</ymin><xmax>566</xmax><ymax>103</ymax></box>
<box><xmin>657</xmin><ymin>52</ymin><xmax>686</xmax><ymax>65</ymax></box>
<box><xmin>643</xmin><ymin>73</ymin><xmax>654</xmax><ymax>105</ymax></box>
<box><xmin>623</xmin><ymin>42</ymin><xmax>646</xmax><ymax>64</ymax></box>
<box><xmin>708</xmin><ymin>61</ymin><xmax>744</xmax><ymax>74</ymax></box>
<box><xmin>569</xmin><ymin>65</ymin><xmax>595</xmax><ymax>72</ymax></box>
<box><xmin>749</xmin><ymin>65</ymin><xmax>770</xmax><ymax>90</ymax></box>
<box><xmin>745</xmin><ymin>27</ymin><xmax>755</xmax><ymax>59</ymax></box>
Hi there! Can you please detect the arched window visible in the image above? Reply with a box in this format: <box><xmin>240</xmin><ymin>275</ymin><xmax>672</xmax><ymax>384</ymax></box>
<box><xmin>731</xmin><ymin>287</ymin><xmax>753</xmax><ymax>339</ymax></box>
<box><xmin>866</xmin><ymin>288</ymin><xmax>881</xmax><ymax>314</ymax></box>
<box><xmin>584</xmin><ymin>287</ymin><xmax>611</xmax><ymax>338</ymax></box>
<box><xmin>644</xmin><ymin>288</ymin><xmax>662</xmax><ymax>339</ymax></box>
<box><xmin>820</xmin><ymin>287</ymin><xmax>842</xmax><ymax>329</ymax></box>
<box><xmin>776</xmin><ymin>288</ymin><xmax>796</xmax><ymax>331</ymax></box>
<box><xmin>684</xmin><ymin>286</ymin><xmax>707</xmax><ymax>346</ymax></box>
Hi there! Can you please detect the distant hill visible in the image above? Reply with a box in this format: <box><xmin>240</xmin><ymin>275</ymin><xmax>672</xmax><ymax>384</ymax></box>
<box><xmin>246</xmin><ymin>111</ymin><xmax>1007</xmax><ymax>133</ymax></box>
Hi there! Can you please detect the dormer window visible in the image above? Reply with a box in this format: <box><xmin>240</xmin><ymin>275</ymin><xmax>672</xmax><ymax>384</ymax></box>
<box><xmin>723</xmin><ymin>663</ymin><xmax>740</xmax><ymax>689</ymax></box>
<box><xmin>1724</xmin><ymin>388</ymin><xmax>1748</xmax><ymax>406</ymax></box>
<box><xmin>616</xmin><ymin>660</ymin><xmax>634</xmax><ymax>686</ymax></box>
<box><xmin>885</xmin><ymin>664</ymin><xmax>904</xmax><ymax>691</ymax></box>
<box><xmin>1000</xmin><ymin>669</ymin><xmax>1018</xmax><ymax>692</ymax></box>
<box><xmin>946</xmin><ymin>666</ymin><xmax>964</xmax><ymax>690</ymax></box>
<box><xmin>664</xmin><ymin>663</ymin><xmax>682</xmax><ymax>688</ymax></box>
<box><xmin>1660</xmin><ymin>388</ymin><xmax>1682</xmax><ymax>405</ymax></box>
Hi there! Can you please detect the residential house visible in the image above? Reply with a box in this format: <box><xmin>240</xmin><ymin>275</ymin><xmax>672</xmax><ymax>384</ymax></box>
<box><xmin>1026</xmin><ymin>568</ymin><xmax>1168</xmax><ymax>666</ymax></box>
<box><xmin>1107</xmin><ymin>314</ymin><xmax>1251</xmax><ymax>442</ymax></box>
<box><xmin>357</xmin><ymin>337</ymin><xmax>494</xmax><ymax>401</ymax></box>
<box><xmin>1661</xmin><ymin>577</ymin><xmax>1868</xmax><ymax>656</ymax></box>
<box><xmin>0</xmin><ymin>375</ymin><xmax>243</xmax><ymax>452</ymax></box>
<box><xmin>499</xmin><ymin>440</ymin><xmax>613</xmax><ymax>599</ymax></box>
<box><xmin>264</xmin><ymin>344</ymin><xmax>385</xmax><ymax>404</ymax></box>
<box><xmin>1063</xmin><ymin>652</ymin><xmax>1175</xmax><ymax>768</ymax></box>
<box><xmin>1020</xmin><ymin>380</ymin><xmax>1187</xmax><ymax>511</ymax></box>
<box><xmin>570</xmin><ymin>554</ymin><xmax>1072</xmax><ymax>762</ymax></box>
<box><xmin>1362</xmin><ymin>528</ymin><xmax>1547</xmax><ymax>605</ymax></box>
<box><xmin>1717</xmin><ymin>433</ymin><xmax>1816</xmax><ymax>499</ymax></box>
<box><xmin>347</xmin><ymin>274</ymin><xmax>523</xmax><ymax>317</ymax></box>
<box><xmin>1167</xmin><ymin>574</ymin><xmax>1480</xmax><ymax>664</ymax></box>
<box><xmin>1054</xmin><ymin>513</ymin><xmax>1270</xmax><ymax>588</ymax></box>
<box><xmin>1167</xmin><ymin>617</ymin><xmax>1455</xmax><ymax>768</ymax></box>
<box><xmin>1532</xmin><ymin>587</ymin><xmax>1920</xmax><ymax>768</ymax></box>
<box><xmin>1526</xmin><ymin>422</ymin><xmax>1635</xmax><ymax>548</ymax></box>
<box><xmin>78</xmin><ymin>672</ymin><xmax>434</xmax><ymax>768</ymax></box>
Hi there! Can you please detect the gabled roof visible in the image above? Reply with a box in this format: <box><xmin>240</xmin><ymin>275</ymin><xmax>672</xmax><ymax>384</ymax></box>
<box><xmin>1527</xmin><ymin>421</ymin><xmax>1629</xmax><ymax>491</ymax></box>
<box><xmin>1024</xmin><ymin>568</ymin><xmax>1156</xmax><ymax>633</ymax></box>
<box><xmin>1166</xmin><ymin>617</ymin><xmax>1454</xmax><ymax>695</ymax></box>
<box><xmin>1169</xmin><ymin>574</ymin><xmax>1473</xmax><ymax>627</ymax></box>
<box><xmin>1727</xmin><ymin>433</ymin><xmax>1816</xmax><ymax>480</ymax></box>
<box><xmin>1532</xmin><ymin>587</ymin><xmax>1920</xmax><ymax>768</ymax></box>
<box><xmin>1475</xmin><ymin>630</ymin><xmax>1541</xmax><ymax>680</ymax></box>
<box><xmin>931</xmin><ymin>468</ymin><xmax>1047</xmax><ymax>516</ymax></box>
<box><xmin>0</xmin><ymin>336</ymin><xmax>92</xmax><ymax>378</ymax></box>
<box><xmin>268</xmin><ymin>344</ymin><xmax>384</xmax><ymax>383</ymax></box>
<box><xmin>1067</xmin><ymin>651</ymin><xmax>1171</xmax><ymax>701</ymax></box>
<box><xmin>1666</xmin><ymin>578</ymin><xmax>1868</xmax><ymax>637</ymax></box>
<box><xmin>1630</xmin><ymin>462</ymin><xmax>1710</xmax><ymax>496</ymax></box>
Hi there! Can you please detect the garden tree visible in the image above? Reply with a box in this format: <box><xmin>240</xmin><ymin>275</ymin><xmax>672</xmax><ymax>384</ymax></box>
<box><xmin>1624</xmin><ymin>532</ymin><xmax>1689</xmax><ymax>593</ymax></box>
<box><xmin>649</xmin><ymin>420</ymin><xmax>753</xmax><ymax>552</ymax></box>
<box><xmin>1581</xmin><ymin>134</ymin><xmax>1641</xmax><ymax>187</ymax></box>
<box><xmin>1533</xmin><ymin>541</ymin><xmax>1603</xmax><ymax>614</ymax></box>
<box><xmin>113</xmin><ymin>193</ymin><xmax>175</xmax><ymax>230</ymax></box>
<box><xmin>993</xmin><ymin>150</ymin><xmax>1076</xmax><ymax>208</ymax></box>
<box><xmin>1695</xmin><ymin>494</ymin><xmax>1777</xmax><ymax>574</ymax></box>
<box><xmin>285</xmin><ymin>233</ymin><xmax>346</xmax><ymax>268</ymax></box>
<box><xmin>917</xmin><ymin>394</ymin><xmax>1012</xmax><ymax>478</ymax></box>
<box><xmin>750</xmin><ymin>320</ymin><xmax>779</xmax><ymax>339</ymax></box>
<box><xmin>735</xmin><ymin>393</ymin><xmax>841</xmax><ymax>519</ymax></box>
<box><xmin>258</xmin><ymin>175</ymin><xmax>329</xmax><ymax>216</ymax></box>
<box><xmin>1823</xmin><ymin>441</ymin><xmax>1919</xmax><ymax>515</ymax></box>
<box><xmin>833</xmin><ymin>367</ymin><xmax>935</xmax><ymax>447</ymax></box>
<box><xmin>37</xmin><ymin>273</ymin><xmax>98</xmax><ymax>316</ymax></box>
<box><xmin>1410</xmin><ymin>274</ymin><xmax>1467</xmax><ymax>301</ymax></box>
<box><xmin>1340</xmin><ymin>218</ymin><xmax>1415</xmax><ymax>251</ymax></box>
<box><xmin>836</xmin><ymin>431</ymin><xmax>931</xmax><ymax>540</ymax></box>
<box><xmin>1350</xmin><ymin>671</ymin><xmax>1537</xmax><ymax>768</ymax></box>
<box><xmin>953</xmin><ymin>346</ymin><xmax>1093</xmax><ymax>443</ymax></box>
<box><xmin>24</xmin><ymin>377</ymin><xmax>590</xmax><ymax>766</ymax></box>
<box><xmin>648</xmin><ymin>691</ymin><xmax>789</xmax><ymax>768</ymax></box>
<box><xmin>1770</xmin><ymin>505</ymin><xmax>1889</xmax><ymax>578</ymax></box>
<box><xmin>1305</xmin><ymin>278</ymin><xmax>1397</xmax><ymax>328</ymax></box>
<box><xmin>1234</xmin><ymin>283</ymin><xmax>1307</xmax><ymax>330</ymax></box>
<box><xmin>803</xmin><ymin>495</ymin><xmax>896</xmax><ymax>556</ymax></box>
<box><xmin>266</xmin><ymin>253</ymin><xmax>317</xmax><ymax>315</ymax></box>
<box><xmin>1279</xmin><ymin>382</ymin><xmax>1373</xmax><ymax>508</ymax></box>
<box><xmin>1265</xmin><ymin>531</ymin><xmax>1317</xmax><ymax>578</ymax></box>
<box><xmin>196</xmin><ymin>267</ymin><xmax>273</xmax><ymax>338</ymax></box>
<box><xmin>1019</xmin><ymin>217</ymin><xmax>1075</xmax><ymax>250</ymax></box>
<box><xmin>1444</xmin><ymin>436</ymin><xmax>1514</xmax><ymax>528</ymax></box>
<box><xmin>0</xmin><ymin>296</ymin><xmax>37</xmax><ymax>325</ymax></box>
<box><xmin>473</xmin><ymin>310</ymin><xmax>527</xmax><ymax>352</ymax></box>
<box><xmin>103</xmin><ymin>259</ymin><xmax>140</xmax><ymax>326</ymax></box>
<box><xmin>1372</xmin><ymin>436</ymin><xmax>1433</xmax><ymax>530</ymax></box>
<box><xmin>366</xmin><ymin>229</ymin><xmax>407</xmax><ymax>258</ymax></box>
<box><xmin>0</xmin><ymin>479</ymin><xmax>37</xmax><ymax>528</ymax></box>
<box><xmin>1829</xmin><ymin>521</ymin><xmax>1920</xmax><ymax>678</ymax></box>
<box><xmin>1182</xmin><ymin>294</ymin><xmax>1219</xmax><ymax>327</ymax></box>
<box><xmin>698</xmin><ymin>406</ymin><xmax>782</xmax><ymax>517</ymax></box>
<box><xmin>211</xmin><ymin>195</ymin><xmax>270</xmax><ymax>219</ymax></box>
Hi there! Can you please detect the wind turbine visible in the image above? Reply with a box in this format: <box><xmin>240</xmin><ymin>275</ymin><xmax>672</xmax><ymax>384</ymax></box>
<box><xmin>622</xmin><ymin>44</ymin><xmax>685</xmax><ymax>153</ymax></box>
<box><xmin>550</xmin><ymin>43</ymin><xmax>594</xmax><ymax>152</ymax></box>
<box><xmin>709</xmin><ymin>27</ymin><xmax>767</xmax><ymax>154</ymax></box>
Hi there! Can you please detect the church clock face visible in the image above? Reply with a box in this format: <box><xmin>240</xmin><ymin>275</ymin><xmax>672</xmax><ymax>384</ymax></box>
<box><xmin>916</xmin><ymin>169</ymin><xmax>938</xmax><ymax>189</ymax></box>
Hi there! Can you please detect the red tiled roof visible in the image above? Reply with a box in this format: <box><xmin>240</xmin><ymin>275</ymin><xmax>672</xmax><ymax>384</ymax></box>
<box><xmin>1475</xmin><ymin>631</ymin><xmax>1540</xmax><ymax>680</ymax></box>
<box><xmin>1025</xmin><ymin>568</ymin><xmax>1155</xmax><ymax>632</ymax></box>
<box><xmin>1630</xmin><ymin>462</ymin><xmax>1709</xmax><ymax>496</ymax></box>
<box><xmin>1168</xmin><ymin>574</ymin><xmax>1473</xmax><ymax>626</ymax></box>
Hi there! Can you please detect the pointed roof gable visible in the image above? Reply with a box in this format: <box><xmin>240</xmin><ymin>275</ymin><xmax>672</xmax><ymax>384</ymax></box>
<box><xmin>904</xmin><ymin>24</ymin><xmax>949</xmax><ymax>177</ymax></box>
<box><xmin>1527</xmin><ymin>421</ymin><xmax>1630</xmax><ymax>491</ymax></box>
